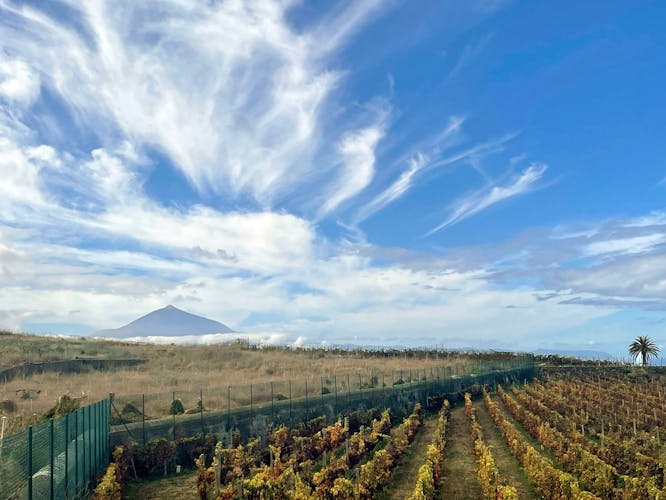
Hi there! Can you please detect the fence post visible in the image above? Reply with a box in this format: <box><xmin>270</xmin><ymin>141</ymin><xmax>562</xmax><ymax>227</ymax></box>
<box><xmin>94</xmin><ymin>403</ymin><xmax>98</xmax><ymax>472</ymax></box>
<box><xmin>200</xmin><ymin>389</ymin><xmax>204</xmax><ymax>442</ymax></box>
<box><xmin>97</xmin><ymin>402</ymin><xmax>100</xmax><ymax>469</ymax></box>
<box><xmin>87</xmin><ymin>404</ymin><xmax>92</xmax><ymax>481</ymax></box>
<box><xmin>320</xmin><ymin>376</ymin><xmax>324</xmax><ymax>415</ymax></box>
<box><xmin>227</xmin><ymin>386</ymin><xmax>231</xmax><ymax>433</ymax></box>
<box><xmin>105</xmin><ymin>400</ymin><xmax>109</xmax><ymax>462</ymax></box>
<box><xmin>358</xmin><ymin>373</ymin><xmax>361</xmax><ymax>392</ymax></box>
<box><xmin>142</xmin><ymin>394</ymin><xmax>146</xmax><ymax>447</ymax></box>
<box><xmin>28</xmin><ymin>425</ymin><xmax>33</xmax><ymax>500</ymax></box>
<box><xmin>289</xmin><ymin>380</ymin><xmax>292</xmax><ymax>427</ymax></box>
<box><xmin>50</xmin><ymin>418</ymin><xmax>54</xmax><ymax>500</ymax></box>
<box><xmin>74</xmin><ymin>410</ymin><xmax>78</xmax><ymax>493</ymax></box>
<box><xmin>270</xmin><ymin>382</ymin><xmax>274</xmax><ymax>422</ymax></box>
<box><xmin>104</xmin><ymin>400</ymin><xmax>108</xmax><ymax>463</ymax></box>
<box><xmin>92</xmin><ymin>403</ymin><xmax>96</xmax><ymax>473</ymax></box>
<box><xmin>305</xmin><ymin>379</ymin><xmax>309</xmax><ymax>421</ymax></box>
<box><xmin>172</xmin><ymin>392</ymin><xmax>176</xmax><ymax>441</ymax></box>
<box><xmin>334</xmin><ymin>375</ymin><xmax>338</xmax><ymax>415</ymax></box>
<box><xmin>250</xmin><ymin>384</ymin><xmax>254</xmax><ymax>432</ymax></box>
<box><xmin>65</xmin><ymin>413</ymin><xmax>69</xmax><ymax>498</ymax></box>
<box><xmin>346</xmin><ymin>374</ymin><xmax>350</xmax><ymax>406</ymax></box>
<box><xmin>82</xmin><ymin>406</ymin><xmax>86</xmax><ymax>487</ymax></box>
<box><xmin>424</xmin><ymin>369</ymin><xmax>428</xmax><ymax>408</ymax></box>
<box><xmin>102</xmin><ymin>400</ymin><xmax>106</xmax><ymax>465</ymax></box>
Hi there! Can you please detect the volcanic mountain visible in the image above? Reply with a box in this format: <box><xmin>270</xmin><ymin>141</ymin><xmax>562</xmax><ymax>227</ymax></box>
<box><xmin>95</xmin><ymin>305</ymin><xmax>234</xmax><ymax>338</ymax></box>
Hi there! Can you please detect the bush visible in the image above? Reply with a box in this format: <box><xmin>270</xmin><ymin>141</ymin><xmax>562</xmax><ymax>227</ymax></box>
<box><xmin>135</xmin><ymin>438</ymin><xmax>176</xmax><ymax>477</ymax></box>
<box><xmin>0</xmin><ymin>400</ymin><xmax>17</xmax><ymax>414</ymax></box>
<box><xmin>121</xmin><ymin>402</ymin><xmax>141</xmax><ymax>420</ymax></box>
<box><xmin>174</xmin><ymin>433</ymin><xmax>218</xmax><ymax>468</ymax></box>
<box><xmin>169</xmin><ymin>398</ymin><xmax>185</xmax><ymax>415</ymax></box>
<box><xmin>43</xmin><ymin>394</ymin><xmax>81</xmax><ymax>419</ymax></box>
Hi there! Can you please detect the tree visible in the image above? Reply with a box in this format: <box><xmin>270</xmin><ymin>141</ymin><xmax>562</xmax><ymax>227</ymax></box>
<box><xmin>628</xmin><ymin>335</ymin><xmax>660</xmax><ymax>366</ymax></box>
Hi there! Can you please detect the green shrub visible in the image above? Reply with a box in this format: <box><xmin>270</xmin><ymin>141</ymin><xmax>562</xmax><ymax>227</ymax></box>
<box><xmin>169</xmin><ymin>399</ymin><xmax>185</xmax><ymax>415</ymax></box>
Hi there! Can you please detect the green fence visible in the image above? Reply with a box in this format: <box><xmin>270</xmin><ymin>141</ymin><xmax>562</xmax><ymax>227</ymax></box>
<box><xmin>0</xmin><ymin>398</ymin><xmax>110</xmax><ymax>500</ymax></box>
<box><xmin>110</xmin><ymin>357</ymin><xmax>535</xmax><ymax>447</ymax></box>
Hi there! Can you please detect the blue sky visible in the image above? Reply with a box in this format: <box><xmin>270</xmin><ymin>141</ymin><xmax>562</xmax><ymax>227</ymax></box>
<box><xmin>0</xmin><ymin>0</ymin><xmax>665</xmax><ymax>356</ymax></box>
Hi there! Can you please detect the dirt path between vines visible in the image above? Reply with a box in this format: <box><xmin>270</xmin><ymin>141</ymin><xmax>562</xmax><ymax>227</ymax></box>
<box><xmin>377</xmin><ymin>415</ymin><xmax>438</xmax><ymax>499</ymax></box>
<box><xmin>125</xmin><ymin>471</ymin><xmax>197</xmax><ymax>499</ymax></box>
<box><xmin>438</xmin><ymin>404</ymin><xmax>483</xmax><ymax>499</ymax></box>
<box><xmin>473</xmin><ymin>400</ymin><xmax>537</xmax><ymax>499</ymax></box>
<box><xmin>493</xmin><ymin>393</ymin><xmax>563</xmax><ymax>469</ymax></box>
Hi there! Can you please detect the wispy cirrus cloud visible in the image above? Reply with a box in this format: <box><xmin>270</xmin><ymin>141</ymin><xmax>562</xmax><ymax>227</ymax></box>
<box><xmin>319</xmin><ymin>124</ymin><xmax>385</xmax><ymax>217</ymax></box>
<box><xmin>0</xmin><ymin>0</ymin><xmax>385</xmax><ymax>209</ymax></box>
<box><xmin>352</xmin><ymin>116</ymin><xmax>465</xmax><ymax>224</ymax></box>
<box><xmin>447</xmin><ymin>32</ymin><xmax>494</xmax><ymax>80</ymax></box>
<box><xmin>426</xmin><ymin>162</ymin><xmax>548</xmax><ymax>235</ymax></box>
<box><xmin>3</xmin><ymin>0</ymin><xmax>657</xmax><ymax>355</ymax></box>
<box><xmin>353</xmin><ymin>153</ymin><xmax>427</xmax><ymax>223</ymax></box>
<box><xmin>352</xmin><ymin>119</ymin><xmax>523</xmax><ymax>226</ymax></box>
<box><xmin>583</xmin><ymin>233</ymin><xmax>666</xmax><ymax>257</ymax></box>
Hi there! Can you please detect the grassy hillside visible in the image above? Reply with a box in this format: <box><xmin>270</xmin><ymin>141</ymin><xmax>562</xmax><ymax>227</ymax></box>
<box><xmin>0</xmin><ymin>331</ymin><xmax>517</xmax><ymax>435</ymax></box>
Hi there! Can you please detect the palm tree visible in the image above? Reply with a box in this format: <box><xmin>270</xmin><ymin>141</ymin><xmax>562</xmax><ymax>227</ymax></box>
<box><xmin>628</xmin><ymin>335</ymin><xmax>661</xmax><ymax>366</ymax></box>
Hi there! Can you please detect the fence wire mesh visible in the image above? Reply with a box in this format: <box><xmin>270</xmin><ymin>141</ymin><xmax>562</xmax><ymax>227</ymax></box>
<box><xmin>0</xmin><ymin>398</ymin><xmax>110</xmax><ymax>500</ymax></box>
<box><xmin>110</xmin><ymin>358</ymin><xmax>535</xmax><ymax>447</ymax></box>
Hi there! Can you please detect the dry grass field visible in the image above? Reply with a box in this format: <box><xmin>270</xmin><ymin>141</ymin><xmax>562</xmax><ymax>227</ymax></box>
<box><xmin>0</xmin><ymin>331</ymin><xmax>479</xmax><ymax>435</ymax></box>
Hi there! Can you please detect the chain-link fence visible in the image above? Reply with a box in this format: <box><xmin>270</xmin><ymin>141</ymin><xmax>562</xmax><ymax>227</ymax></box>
<box><xmin>0</xmin><ymin>398</ymin><xmax>110</xmax><ymax>500</ymax></box>
<box><xmin>110</xmin><ymin>357</ymin><xmax>535</xmax><ymax>447</ymax></box>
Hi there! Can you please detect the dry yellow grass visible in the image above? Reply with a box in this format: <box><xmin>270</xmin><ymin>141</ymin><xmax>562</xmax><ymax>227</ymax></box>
<box><xmin>0</xmin><ymin>332</ymin><xmax>477</xmax><ymax>434</ymax></box>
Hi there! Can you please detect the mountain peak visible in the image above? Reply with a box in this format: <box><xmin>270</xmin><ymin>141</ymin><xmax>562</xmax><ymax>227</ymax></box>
<box><xmin>95</xmin><ymin>306</ymin><xmax>234</xmax><ymax>339</ymax></box>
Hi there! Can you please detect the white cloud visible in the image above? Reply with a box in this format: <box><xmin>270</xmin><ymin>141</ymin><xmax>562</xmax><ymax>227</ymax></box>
<box><xmin>0</xmin><ymin>0</ymin><xmax>384</xmax><ymax>208</ymax></box>
<box><xmin>560</xmin><ymin>254</ymin><xmax>666</xmax><ymax>299</ymax></box>
<box><xmin>111</xmin><ymin>332</ymin><xmax>287</xmax><ymax>346</ymax></box>
<box><xmin>292</xmin><ymin>336</ymin><xmax>307</xmax><ymax>347</ymax></box>
<box><xmin>0</xmin><ymin>203</ymin><xmax>636</xmax><ymax>353</ymax></box>
<box><xmin>448</xmin><ymin>32</ymin><xmax>494</xmax><ymax>80</ymax></box>
<box><xmin>0</xmin><ymin>53</ymin><xmax>40</xmax><ymax>105</ymax></box>
<box><xmin>427</xmin><ymin>162</ymin><xmax>547</xmax><ymax>235</ymax></box>
<box><xmin>354</xmin><ymin>154</ymin><xmax>424</xmax><ymax>222</ymax></box>
<box><xmin>583</xmin><ymin>233</ymin><xmax>666</xmax><ymax>257</ymax></box>
<box><xmin>0</xmin><ymin>135</ymin><xmax>49</xmax><ymax>210</ymax></box>
<box><xmin>624</xmin><ymin>211</ymin><xmax>666</xmax><ymax>227</ymax></box>
<box><xmin>353</xmin><ymin>115</ymin><xmax>466</xmax><ymax>223</ymax></box>
<box><xmin>0</xmin><ymin>0</ymin><xmax>647</xmax><ymax>353</ymax></box>
<box><xmin>320</xmin><ymin>126</ymin><xmax>384</xmax><ymax>216</ymax></box>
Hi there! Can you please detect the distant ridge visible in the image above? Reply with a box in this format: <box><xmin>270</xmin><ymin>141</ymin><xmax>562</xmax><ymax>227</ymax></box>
<box><xmin>95</xmin><ymin>305</ymin><xmax>234</xmax><ymax>338</ymax></box>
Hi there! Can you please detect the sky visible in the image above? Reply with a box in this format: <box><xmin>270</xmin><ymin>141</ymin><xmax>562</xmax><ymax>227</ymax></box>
<box><xmin>0</xmin><ymin>0</ymin><xmax>665</xmax><ymax>357</ymax></box>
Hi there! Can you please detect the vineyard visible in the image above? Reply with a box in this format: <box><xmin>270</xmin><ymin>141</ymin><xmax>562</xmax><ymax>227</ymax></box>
<box><xmin>4</xmin><ymin>359</ymin><xmax>666</xmax><ymax>499</ymax></box>
<box><xmin>95</xmin><ymin>367</ymin><xmax>666</xmax><ymax>500</ymax></box>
